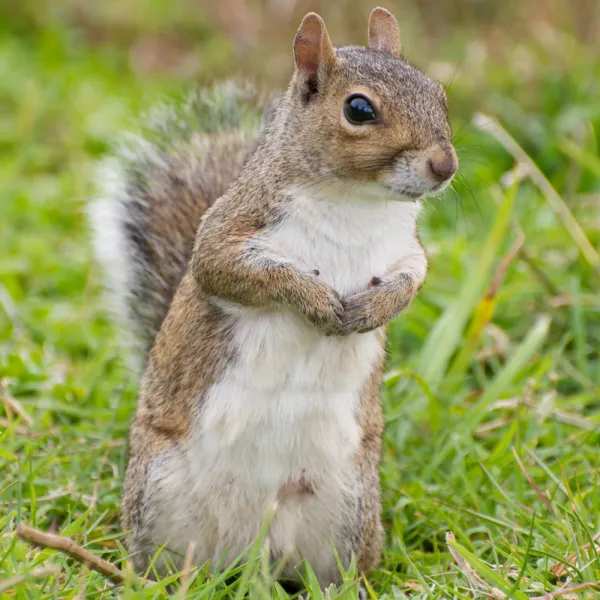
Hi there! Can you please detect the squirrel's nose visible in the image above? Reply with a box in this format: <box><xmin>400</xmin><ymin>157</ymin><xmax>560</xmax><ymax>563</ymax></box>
<box><xmin>427</xmin><ymin>147</ymin><xmax>458</xmax><ymax>182</ymax></box>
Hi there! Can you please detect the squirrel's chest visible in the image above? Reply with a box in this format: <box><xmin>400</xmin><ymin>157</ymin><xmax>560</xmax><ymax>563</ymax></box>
<box><xmin>199</xmin><ymin>311</ymin><xmax>382</xmax><ymax>452</ymax></box>
<box><xmin>268</xmin><ymin>188</ymin><xmax>421</xmax><ymax>294</ymax></box>
<box><xmin>193</xmin><ymin>189</ymin><xmax>417</xmax><ymax>488</ymax></box>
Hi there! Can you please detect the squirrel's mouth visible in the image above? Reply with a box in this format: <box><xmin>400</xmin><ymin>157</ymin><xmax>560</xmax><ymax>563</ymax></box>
<box><xmin>400</xmin><ymin>189</ymin><xmax>424</xmax><ymax>199</ymax></box>
<box><xmin>381</xmin><ymin>172</ymin><xmax>455</xmax><ymax>200</ymax></box>
<box><xmin>379</xmin><ymin>183</ymin><xmax>425</xmax><ymax>201</ymax></box>
<box><xmin>429</xmin><ymin>176</ymin><xmax>454</xmax><ymax>195</ymax></box>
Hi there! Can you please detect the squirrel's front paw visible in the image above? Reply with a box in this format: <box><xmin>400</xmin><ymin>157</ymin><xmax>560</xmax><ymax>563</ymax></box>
<box><xmin>340</xmin><ymin>288</ymin><xmax>383</xmax><ymax>334</ymax></box>
<box><xmin>341</xmin><ymin>270</ymin><xmax>422</xmax><ymax>334</ymax></box>
<box><xmin>297</xmin><ymin>277</ymin><xmax>344</xmax><ymax>334</ymax></box>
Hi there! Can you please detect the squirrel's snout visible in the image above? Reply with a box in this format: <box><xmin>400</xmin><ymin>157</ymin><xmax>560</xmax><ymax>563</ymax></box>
<box><xmin>427</xmin><ymin>147</ymin><xmax>458</xmax><ymax>182</ymax></box>
<box><xmin>380</xmin><ymin>144</ymin><xmax>459</xmax><ymax>199</ymax></box>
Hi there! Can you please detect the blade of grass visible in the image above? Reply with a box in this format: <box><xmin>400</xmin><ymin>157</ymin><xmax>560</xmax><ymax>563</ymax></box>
<box><xmin>426</xmin><ymin>315</ymin><xmax>550</xmax><ymax>474</ymax></box>
<box><xmin>558</xmin><ymin>137</ymin><xmax>600</xmax><ymax>178</ymax></box>
<box><xmin>233</xmin><ymin>506</ymin><xmax>276</xmax><ymax>600</ymax></box>
<box><xmin>445</xmin><ymin>225</ymin><xmax>524</xmax><ymax>390</ymax></box>
<box><xmin>460</xmin><ymin>314</ymin><xmax>551</xmax><ymax>435</ymax></box>
<box><xmin>418</xmin><ymin>183</ymin><xmax>518</xmax><ymax>387</ymax></box>
<box><xmin>446</xmin><ymin>533</ymin><xmax>529</xmax><ymax>600</ymax></box>
<box><xmin>474</xmin><ymin>113</ymin><xmax>600</xmax><ymax>271</ymax></box>
<box><xmin>569</xmin><ymin>277</ymin><xmax>590</xmax><ymax>379</ymax></box>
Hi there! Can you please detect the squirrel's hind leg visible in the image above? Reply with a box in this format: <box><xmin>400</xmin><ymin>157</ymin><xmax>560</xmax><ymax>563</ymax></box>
<box><xmin>121</xmin><ymin>424</ymin><xmax>212</xmax><ymax>576</ymax></box>
<box><xmin>355</xmin><ymin>354</ymin><xmax>385</xmax><ymax>575</ymax></box>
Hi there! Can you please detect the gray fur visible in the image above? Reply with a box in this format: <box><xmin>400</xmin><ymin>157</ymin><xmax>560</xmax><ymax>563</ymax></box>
<box><xmin>91</xmin><ymin>8</ymin><xmax>456</xmax><ymax>586</ymax></box>
<box><xmin>89</xmin><ymin>82</ymin><xmax>273</xmax><ymax>368</ymax></box>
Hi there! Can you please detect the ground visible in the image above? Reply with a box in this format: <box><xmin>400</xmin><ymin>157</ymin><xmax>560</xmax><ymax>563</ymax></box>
<box><xmin>1</xmin><ymin>1</ymin><xmax>599</xmax><ymax>598</ymax></box>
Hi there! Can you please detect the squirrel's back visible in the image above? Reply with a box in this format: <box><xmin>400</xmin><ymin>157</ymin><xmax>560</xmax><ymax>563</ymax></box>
<box><xmin>90</xmin><ymin>82</ymin><xmax>272</xmax><ymax>368</ymax></box>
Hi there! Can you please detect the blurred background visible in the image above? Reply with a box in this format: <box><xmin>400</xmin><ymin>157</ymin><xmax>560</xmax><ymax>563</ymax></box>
<box><xmin>2</xmin><ymin>0</ymin><xmax>598</xmax><ymax>391</ymax></box>
<box><xmin>1</xmin><ymin>1</ymin><xmax>600</xmax><ymax>597</ymax></box>
<box><xmin>1</xmin><ymin>0</ymin><xmax>599</xmax><ymax>286</ymax></box>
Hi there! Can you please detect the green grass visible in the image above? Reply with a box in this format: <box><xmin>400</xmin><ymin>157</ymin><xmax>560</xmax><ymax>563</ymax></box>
<box><xmin>1</xmin><ymin>2</ymin><xmax>599</xmax><ymax>598</ymax></box>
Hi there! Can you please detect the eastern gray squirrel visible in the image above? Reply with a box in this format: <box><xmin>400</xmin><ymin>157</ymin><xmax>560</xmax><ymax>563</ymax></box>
<box><xmin>90</xmin><ymin>7</ymin><xmax>457</xmax><ymax>587</ymax></box>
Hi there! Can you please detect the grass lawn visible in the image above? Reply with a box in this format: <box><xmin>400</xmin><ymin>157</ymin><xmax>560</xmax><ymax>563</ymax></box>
<box><xmin>1</xmin><ymin>2</ymin><xmax>599</xmax><ymax>598</ymax></box>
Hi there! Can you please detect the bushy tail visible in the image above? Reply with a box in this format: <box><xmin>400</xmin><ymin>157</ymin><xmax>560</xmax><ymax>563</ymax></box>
<box><xmin>89</xmin><ymin>82</ymin><xmax>271</xmax><ymax>370</ymax></box>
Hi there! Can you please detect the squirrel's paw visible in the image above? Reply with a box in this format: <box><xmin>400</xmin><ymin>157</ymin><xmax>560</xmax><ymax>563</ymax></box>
<box><xmin>297</xmin><ymin>277</ymin><xmax>345</xmax><ymax>334</ymax></box>
<box><xmin>341</xmin><ymin>270</ymin><xmax>421</xmax><ymax>334</ymax></box>
<box><xmin>340</xmin><ymin>288</ymin><xmax>382</xmax><ymax>334</ymax></box>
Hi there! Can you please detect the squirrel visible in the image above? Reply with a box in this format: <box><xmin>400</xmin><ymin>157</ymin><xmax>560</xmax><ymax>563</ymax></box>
<box><xmin>90</xmin><ymin>7</ymin><xmax>457</xmax><ymax>588</ymax></box>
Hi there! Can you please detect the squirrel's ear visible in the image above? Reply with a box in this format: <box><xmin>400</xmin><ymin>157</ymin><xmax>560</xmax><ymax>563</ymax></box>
<box><xmin>293</xmin><ymin>12</ymin><xmax>336</xmax><ymax>103</ymax></box>
<box><xmin>368</xmin><ymin>7</ymin><xmax>402</xmax><ymax>57</ymax></box>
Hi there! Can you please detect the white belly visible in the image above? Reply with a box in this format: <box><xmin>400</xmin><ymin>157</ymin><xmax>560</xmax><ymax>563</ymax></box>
<box><xmin>147</xmin><ymin>185</ymin><xmax>421</xmax><ymax>580</ymax></box>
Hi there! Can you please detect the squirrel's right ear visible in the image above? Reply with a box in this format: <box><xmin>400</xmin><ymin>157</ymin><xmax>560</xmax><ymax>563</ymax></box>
<box><xmin>368</xmin><ymin>7</ymin><xmax>402</xmax><ymax>57</ymax></box>
<box><xmin>293</xmin><ymin>13</ymin><xmax>336</xmax><ymax>104</ymax></box>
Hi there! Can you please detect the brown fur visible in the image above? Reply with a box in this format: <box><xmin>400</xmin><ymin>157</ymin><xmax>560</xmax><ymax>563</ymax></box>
<box><xmin>356</xmin><ymin>334</ymin><xmax>386</xmax><ymax>572</ymax></box>
<box><xmin>121</xmin><ymin>132</ymin><xmax>256</xmax><ymax>356</ymax></box>
<box><xmin>121</xmin><ymin>272</ymin><xmax>235</xmax><ymax>552</ymax></box>
<box><xmin>190</xmin><ymin>183</ymin><xmax>346</xmax><ymax>333</ymax></box>
<box><xmin>114</xmin><ymin>6</ymin><xmax>457</xmax><ymax>584</ymax></box>
<box><xmin>91</xmin><ymin>83</ymin><xmax>273</xmax><ymax>365</ymax></box>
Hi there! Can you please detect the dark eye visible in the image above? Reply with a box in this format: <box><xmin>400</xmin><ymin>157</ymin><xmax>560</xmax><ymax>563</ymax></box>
<box><xmin>344</xmin><ymin>94</ymin><xmax>377</xmax><ymax>124</ymax></box>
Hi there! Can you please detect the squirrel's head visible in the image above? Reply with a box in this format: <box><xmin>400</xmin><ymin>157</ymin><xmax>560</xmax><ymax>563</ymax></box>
<box><xmin>287</xmin><ymin>7</ymin><xmax>457</xmax><ymax>200</ymax></box>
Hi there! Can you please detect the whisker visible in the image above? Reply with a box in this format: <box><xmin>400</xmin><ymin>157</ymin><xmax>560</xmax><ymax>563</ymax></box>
<box><xmin>443</xmin><ymin>43</ymin><xmax>475</xmax><ymax>93</ymax></box>
<box><xmin>454</xmin><ymin>171</ymin><xmax>484</xmax><ymax>225</ymax></box>
<box><xmin>456</xmin><ymin>167</ymin><xmax>495</xmax><ymax>187</ymax></box>
<box><xmin>451</xmin><ymin>118</ymin><xmax>475</xmax><ymax>145</ymax></box>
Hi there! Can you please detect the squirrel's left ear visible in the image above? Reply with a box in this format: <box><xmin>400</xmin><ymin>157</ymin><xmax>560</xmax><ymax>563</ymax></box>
<box><xmin>293</xmin><ymin>12</ymin><xmax>336</xmax><ymax>103</ymax></box>
<box><xmin>368</xmin><ymin>7</ymin><xmax>402</xmax><ymax>57</ymax></box>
